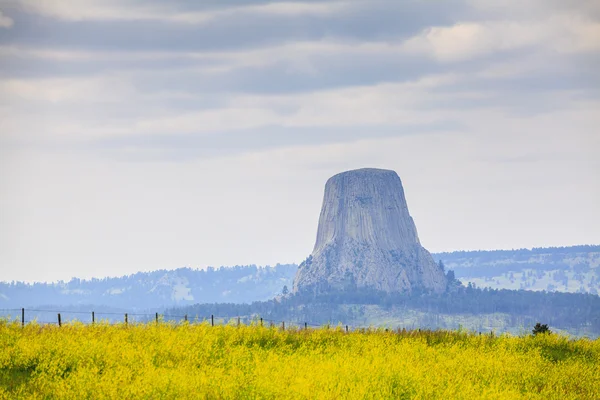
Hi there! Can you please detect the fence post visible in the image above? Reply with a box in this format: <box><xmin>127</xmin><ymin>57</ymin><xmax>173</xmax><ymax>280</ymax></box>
<box><xmin>21</xmin><ymin>308</ymin><xmax>24</xmax><ymax>327</ymax></box>
<box><xmin>211</xmin><ymin>315</ymin><xmax>214</xmax><ymax>327</ymax></box>
<box><xmin>156</xmin><ymin>312</ymin><xmax>159</xmax><ymax>324</ymax></box>
<box><xmin>282</xmin><ymin>321</ymin><xmax>285</xmax><ymax>331</ymax></box>
<box><xmin>346</xmin><ymin>325</ymin><xmax>349</xmax><ymax>333</ymax></box>
<box><xmin>92</xmin><ymin>311</ymin><xmax>95</xmax><ymax>324</ymax></box>
<box><xmin>125</xmin><ymin>313</ymin><xmax>128</xmax><ymax>325</ymax></box>
<box><xmin>305</xmin><ymin>322</ymin><xmax>307</xmax><ymax>330</ymax></box>
<box><xmin>260</xmin><ymin>317</ymin><xmax>263</xmax><ymax>327</ymax></box>
<box><xmin>58</xmin><ymin>313</ymin><xmax>62</xmax><ymax>327</ymax></box>
<box><xmin>237</xmin><ymin>317</ymin><xmax>240</xmax><ymax>327</ymax></box>
<box><xmin>184</xmin><ymin>315</ymin><xmax>188</xmax><ymax>322</ymax></box>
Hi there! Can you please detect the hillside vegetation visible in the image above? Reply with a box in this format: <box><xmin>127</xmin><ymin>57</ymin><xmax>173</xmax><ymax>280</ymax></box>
<box><xmin>1</xmin><ymin>246</ymin><xmax>598</xmax><ymax>311</ymax></box>
<box><xmin>0</xmin><ymin>264</ymin><xmax>297</xmax><ymax>310</ymax></box>
<box><xmin>439</xmin><ymin>245</ymin><xmax>600</xmax><ymax>294</ymax></box>
<box><xmin>169</xmin><ymin>285</ymin><xmax>600</xmax><ymax>337</ymax></box>
<box><xmin>1</xmin><ymin>320</ymin><xmax>599</xmax><ymax>399</ymax></box>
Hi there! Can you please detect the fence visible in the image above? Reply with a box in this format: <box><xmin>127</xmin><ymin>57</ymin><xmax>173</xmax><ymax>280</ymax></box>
<box><xmin>0</xmin><ymin>308</ymin><xmax>358</xmax><ymax>332</ymax></box>
<box><xmin>0</xmin><ymin>308</ymin><xmax>514</xmax><ymax>334</ymax></box>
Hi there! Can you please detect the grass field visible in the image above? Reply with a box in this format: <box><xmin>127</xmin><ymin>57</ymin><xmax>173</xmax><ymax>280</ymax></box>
<box><xmin>1</xmin><ymin>320</ymin><xmax>599</xmax><ymax>399</ymax></box>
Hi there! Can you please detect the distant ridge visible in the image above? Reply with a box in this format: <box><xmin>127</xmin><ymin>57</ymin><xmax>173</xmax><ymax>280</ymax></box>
<box><xmin>1</xmin><ymin>246</ymin><xmax>598</xmax><ymax>311</ymax></box>
<box><xmin>434</xmin><ymin>245</ymin><xmax>600</xmax><ymax>257</ymax></box>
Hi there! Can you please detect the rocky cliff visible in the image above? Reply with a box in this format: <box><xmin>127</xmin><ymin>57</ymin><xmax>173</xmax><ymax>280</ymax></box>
<box><xmin>293</xmin><ymin>168</ymin><xmax>447</xmax><ymax>294</ymax></box>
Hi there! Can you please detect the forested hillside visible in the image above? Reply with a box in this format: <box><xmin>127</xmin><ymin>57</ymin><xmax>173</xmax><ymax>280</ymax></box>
<box><xmin>167</xmin><ymin>285</ymin><xmax>600</xmax><ymax>338</ymax></box>
<box><xmin>0</xmin><ymin>264</ymin><xmax>297</xmax><ymax>310</ymax></box>
<box><xmin>1</xmin><ymin>245</ymin><xmax>598</xmax><ymax>312</ymax></box>
<box><xmin>437</xmin><ymin>245</ymin><xmax>600</xmax><ymax>294</ymax></box>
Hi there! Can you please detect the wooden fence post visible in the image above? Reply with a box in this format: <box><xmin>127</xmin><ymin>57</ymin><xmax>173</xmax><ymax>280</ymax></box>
<box><xmin>184</xmin><ymin>315</ymin><xmax>188</xmax><ymax>322</ymax></box>
<box><xmin>346</xmin><ymin>325</ymin><xmax>349</xmax><ymax>333</ymax></box>
<box><xmin>305</xmin><ymin>322</ymin><xmax>307</xmax><ymax>330</ymax></box>
<box><xmin>260</xmin><ymin>317</ymin><xmax>263</xmax><ymax>327</ymax></box>
<box><xmin>125</xmin><ymin>313</ymin><xmax>128</xmax><ymax>325</ymax></box>
<box><xmin>92</xmin><ymin>311</ymin><xmax>95</xmax><ymax>324</ymax></box>
<box><xmin>211</xmin><ymin>315</ymin><xmax>214</xmax><ymax>327</ymax></box>
<box><xmin>21</xmin><ymin>308</ymin><xmax>24</xmax><ymax>327</ymax></box>
<box><xmin>58</xmin><ymin>313</ymin><xmax>62</xmax><ymax>327</ymax></box>
<box><xmin>237</xmin><ymin>317</ymin><xmax>240</xmax><ymax>327</ymax></box>
<box><xmin>156</xmin><ymin>312</ymin><xmax>159</xmax><ymax>324</ymax></box>
<box><xmin>282</xmin><ymin>321</ymin><xmax>285</xmax><ymax>331</ymax></box>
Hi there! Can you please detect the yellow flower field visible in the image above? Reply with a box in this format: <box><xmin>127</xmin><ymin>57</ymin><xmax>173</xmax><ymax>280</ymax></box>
<box><xmin>1</xmin><ymin>320</ymin><xmax>599</xmax><ymax>399</ymax></box>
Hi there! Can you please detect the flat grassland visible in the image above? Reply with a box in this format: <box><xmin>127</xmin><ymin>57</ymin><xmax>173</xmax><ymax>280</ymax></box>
<box><xmin>1</xmin><ymin>320</ymin><xmax>599</xmax><ymax>399</ymax></box>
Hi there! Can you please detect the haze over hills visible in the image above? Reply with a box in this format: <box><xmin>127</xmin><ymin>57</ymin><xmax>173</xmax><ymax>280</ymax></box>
<box><xmin>1</xmin><ymin>245</ymin><xmax>598</xmax><ymax>312</ymax></box>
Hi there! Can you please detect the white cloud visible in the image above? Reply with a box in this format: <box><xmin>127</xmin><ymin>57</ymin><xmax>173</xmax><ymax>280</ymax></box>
<box><xmin>248</xmin><ymin>1</ymin><xmax>345</xmax><ymax>16</ymax></box>
<box><xmin>0</xmin><ymin>39</ymin><xmax>408</xmax><ymax>85</ymax></box>
<box><xmin>0</xmin><ymin>45</ymin><xmax>191</xmax><ymax>61</ymax></box>
<box><xmin>10</xmin><ymin>0</ymin><xmax>345</xmax><ymax>23</ymax></box>
<box><xmin>402</xmin><ymin>16</ymin><xmax>600</xmax><ymax>62</ymax></box>
<box><xmin>0</xmin><ymin>10</ymin><xmax>14</xmax><ymax>28</ymax></box>
<box><xmin>12</xmin><ymin>0</ymin><xmax>158</xmax><ymax>21</ymax></box>
<box><xmin>467</xmin><ymin>0</ymin><xmax>600</xmax><ymax>20</ymax></box>
<box><xmin>558</xmin><ymin>16</ymin><xmax>600</xmax><ymax>53</ymax></box>
<box><xmin>0</xmin><ymin>64</ymin><xmax>592</xmax><ymax>145</ymax></box>
<box><xmin>171</xmin><ymin>1</ymin><xmax>346</xmax><ymax>24</ymax></box>
<box><xmin>134</xmin><ymin>107</ymin><xmax>284</xmax><ymax>135</ymax></box>
<box><xmin>0</xmin><ymin>69</ymin><xmax>466</xmax><ymax>140</ymax></box>
<box><xmin>0</xmin><ymin>76</ymin><xmax>137</xmax><ymax>103</ymax></box>
<box><xmin>226</xmin><ymin>74</ymin><xmax>465</xmax><ymax>128</ymax></box>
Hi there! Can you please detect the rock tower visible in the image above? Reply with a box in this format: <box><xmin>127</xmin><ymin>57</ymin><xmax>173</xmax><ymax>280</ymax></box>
<box><xmin>293</xmin><ymin>168</ymin><xmax>447</xmax><ymax>294</ymax></box>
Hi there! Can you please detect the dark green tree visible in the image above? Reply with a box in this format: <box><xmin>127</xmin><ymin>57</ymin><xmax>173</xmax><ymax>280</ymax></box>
<box><xmin>532</xmin><ymin>322</ymin><xmax>550</xmax><ymax>335</ymax></box>
<box><xmin>446</xmin><ymin>270</ymin><xmax>456</xmax><ymax>282</ymax></box>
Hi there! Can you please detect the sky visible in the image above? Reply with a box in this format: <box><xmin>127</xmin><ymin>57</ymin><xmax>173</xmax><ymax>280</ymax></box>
<box><xmin>0</xmin><ymin>0</ymin><xmax>599</xmax><ymax>283</ymax></box>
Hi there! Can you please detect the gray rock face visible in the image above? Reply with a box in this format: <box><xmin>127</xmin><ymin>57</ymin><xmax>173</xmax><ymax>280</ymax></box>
<box><xmin>293</xmin><ymin>168</ymin><xmax>447</xmax><ymax>294</ymax></box>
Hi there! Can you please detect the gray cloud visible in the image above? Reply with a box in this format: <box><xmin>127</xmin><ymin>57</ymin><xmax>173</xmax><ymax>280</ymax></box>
<box><xmin>0</xmin><ymin>10</ymin><xmax>13</xmax><ymax>28</ymax></box>
<box><xmin>0</xmin><ymin>1</ymin><xmax>465</xmax><ymax>51</ymax></box>
<box><xmin>0</xmin><ymin>0</ymin><xmax>598</xmax><ymax>154</ymax></box>
<box><xmin>90</xmin><ymin>121</ymin><xmax>465</xmax><ymax>162</ymax></box>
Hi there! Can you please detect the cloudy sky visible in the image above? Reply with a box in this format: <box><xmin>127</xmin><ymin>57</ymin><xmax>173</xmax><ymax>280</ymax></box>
<box><xmin>0</xmin><ymin>0</ymin><xmax>599</xmax><ymax>283</ymax></box>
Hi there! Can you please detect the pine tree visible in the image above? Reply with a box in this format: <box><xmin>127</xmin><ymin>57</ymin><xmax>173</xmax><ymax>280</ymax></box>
<box><xmin>532</xmin><ymin>322</ymin><xmax>550</xmax><ymax>335</ymax></box>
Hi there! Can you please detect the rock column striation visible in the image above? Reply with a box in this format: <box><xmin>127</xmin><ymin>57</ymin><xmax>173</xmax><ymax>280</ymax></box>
<box><xmin>293</xmin><ymin>168</ymin><xmax>447</xmax><ymax>294</ymax></box>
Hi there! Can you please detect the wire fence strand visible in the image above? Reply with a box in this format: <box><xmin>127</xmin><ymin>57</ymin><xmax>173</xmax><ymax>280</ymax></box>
<box><xmin>1</xmin><ymin>308</ymin><xmax>372</xmax><ymax>331</ymax></box>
